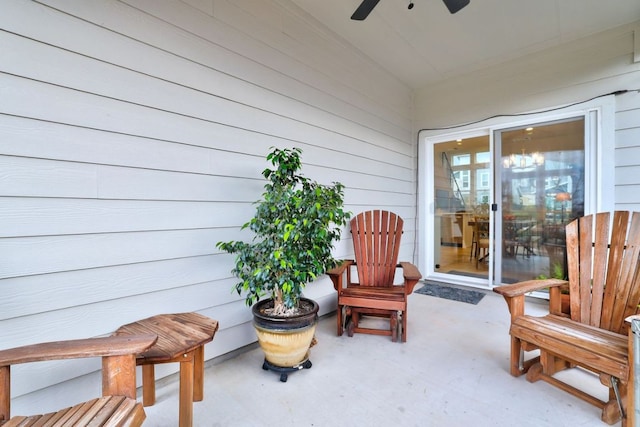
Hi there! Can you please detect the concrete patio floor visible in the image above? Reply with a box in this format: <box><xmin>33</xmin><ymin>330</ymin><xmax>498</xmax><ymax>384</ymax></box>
<box><xmin>144</xmin><ymin>283</ymin><xmax>618</xmax><ymax>426</ymax></box>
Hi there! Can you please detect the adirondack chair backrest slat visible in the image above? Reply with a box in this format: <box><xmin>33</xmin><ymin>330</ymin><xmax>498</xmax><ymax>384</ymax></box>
<box><xmin>612</xmin><ymin>212</ymin><xmax>640</xmax><ymax>332</ymax></box>
<box><xmin>351</xmin><ymin>210</ymin><xmax>403</xmax><ymax>287</ymax></box>
<box><xmin>566</xmin><ymin>211</ymin><xmax>640</xmax><ymax>334</ymax></box>
<box><xmin>589</xmin><ymin>213</ymin><xmax>610</xmax><ymax>325</ymax></box>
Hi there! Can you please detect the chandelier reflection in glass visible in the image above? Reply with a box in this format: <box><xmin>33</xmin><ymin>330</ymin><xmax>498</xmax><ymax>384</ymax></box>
<box><xmin>503</xmin><ymin>148</ymin><xmax>544</xmax><ymax>170</ymax></box>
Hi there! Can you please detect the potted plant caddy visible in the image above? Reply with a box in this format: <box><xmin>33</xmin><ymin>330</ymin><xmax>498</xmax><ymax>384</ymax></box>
<box><xmin>217</xmin><ymin>147</ymin><xmax>349</xmax><ymax>382</ymax></box>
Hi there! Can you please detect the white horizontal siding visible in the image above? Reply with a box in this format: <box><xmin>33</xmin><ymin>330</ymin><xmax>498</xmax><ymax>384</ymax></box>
<box><xmin>4</xmin><ymin>0</ymin><xmax>412</xmax><ymax>152</ymax></box>
<box><xmin>615</xmin><ymin>91</ymin><xmax>640</xmax><ymax>210</ymax></box>
<box><xmin>1</xmin><ymin>0</ymin><xmax>415</xmax><ymax>409</ymax></box>
<box><xmin>2</xmin><ymin>198</ymin><xmax>253</xmax><ymax>237</ymax></box>
<box><xmin>1</xmin><ymin>257</ymin><xmax>235</xmax><ymax>320</ymax></box>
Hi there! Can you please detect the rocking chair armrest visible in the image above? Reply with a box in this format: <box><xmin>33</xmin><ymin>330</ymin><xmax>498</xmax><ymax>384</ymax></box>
<box><xmin>493</xmin><ymin>278</ymin><xmax>568</xmax><ymax>299</ymax></box>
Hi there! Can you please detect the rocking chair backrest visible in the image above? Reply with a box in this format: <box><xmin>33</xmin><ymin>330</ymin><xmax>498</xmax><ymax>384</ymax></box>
<box><xmin>566</xmin><ymin>211</ymin><xmax>640</xmax><ymax>334</ymax></box>
<box><xmin>351</xmin><ymin>210</ymin><xmax>403</xmax><ymax>288</ymax></box>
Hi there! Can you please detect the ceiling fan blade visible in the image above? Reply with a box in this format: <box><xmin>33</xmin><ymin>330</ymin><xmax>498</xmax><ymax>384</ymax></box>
<box><xmin>442</xmin><ymin>0</ymin><xmax>470</xmax><ymax>14</ymax></box>
<box><xmin>351</xmin><ymin>0</ymin><xmax>381</xmax><ymax>21</ymax></box>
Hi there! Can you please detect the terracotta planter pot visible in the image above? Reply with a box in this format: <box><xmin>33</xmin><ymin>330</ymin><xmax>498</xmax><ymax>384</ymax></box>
<box><xmin>252</xmin><ymin>297</ymin><xmax>319</xmax><ymax>369</ymax></box>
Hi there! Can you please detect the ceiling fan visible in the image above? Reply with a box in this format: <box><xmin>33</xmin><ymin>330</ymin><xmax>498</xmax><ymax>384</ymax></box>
<box><xmin>351</xmin><ymin>0</ymin><xmax>470</xmax><ymax>20</ymax></box>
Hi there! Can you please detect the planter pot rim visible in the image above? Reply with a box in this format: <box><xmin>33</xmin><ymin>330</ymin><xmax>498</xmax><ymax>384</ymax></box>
<box><xmin>252</xmin><ymin>297</ymin><xmax>319</xmax><ymax>324</ymax></box>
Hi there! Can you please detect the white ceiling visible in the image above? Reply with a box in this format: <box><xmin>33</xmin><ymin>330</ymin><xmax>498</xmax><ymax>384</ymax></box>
<box><xmin>289</xmin><ymin>0</ymin><xmax>640</xmax><ymax>90</ymax></box>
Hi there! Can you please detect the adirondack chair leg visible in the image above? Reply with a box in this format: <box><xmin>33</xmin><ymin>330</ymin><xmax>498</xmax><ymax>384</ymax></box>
<box><xmin>602</xmin><ymin>397</ymin><xmax>624</xmax><ymax>425</ymax></box>
<box><xmin>343</xmin><ymin>307</ymin><xmax>354</xmax><ymax>336</ymax></box>
<box><xmin>525</xmin><ymin>362</ymin><xmax>543</xmax><ymax>382</ymax></box>
<box><xmin>508</xmin><ymin>335</ymin><xmax>542</xmax><ymax>377</ymax></box>
<box><xmin>346</xmin><ymin>319</ymin><xmax>355</xmax><ymax>337</ymax></box>
<box><xmin>401</xmin><ymin>310</ymin><xmax>407</xmax><ymax>343</ymax></box>
<box><xmin>390</xmin><ymin>312</ymin><xmax>398</xmax><ymax>343</ymax></box>
<box><xmin>337</xmin><ymin>305</ymin><xmax>344</xmax><ymax>337</ymax></box>
<box><xmin>345</xmin><ymin>308</ymin><xmax>356</xmax><ymax>337</ymax></box>
<box><xmin>600</xmin><ymin>377</ymin><xmax>626</xmax><ymax>425</ymax></box>
<box><xmin>541</xmin><ymin>351</ymin><xmax>570</xmax><ymax>377</ymax></box>
<box><xmin>510</xmin><ymin>336</ymin><xmax>525</xmax><ymax>376</ymax></box>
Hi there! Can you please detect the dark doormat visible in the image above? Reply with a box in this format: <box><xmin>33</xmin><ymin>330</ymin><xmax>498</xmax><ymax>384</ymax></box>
<box><xmin>415</xmin><ymin>281</ymin><xmax>486</xmax><ymax>305</ymax></box>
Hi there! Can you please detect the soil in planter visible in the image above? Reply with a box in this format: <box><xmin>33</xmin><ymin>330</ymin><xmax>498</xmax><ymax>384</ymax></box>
<box><xmin>258</xmin><ymin>299</ymin><xmax>316</xmax><ymax>317</ymax></box>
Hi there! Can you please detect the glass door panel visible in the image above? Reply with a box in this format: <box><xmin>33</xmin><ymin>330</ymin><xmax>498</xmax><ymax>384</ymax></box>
<box><xmin>432</xmin><ymin>136</ymin><xmax>491</xmax><ymax>280</ymax></box>
<box><xmin>496</xmin><ymin>118</ymin><xmax>585</xmax><ymax>284</ymax></box>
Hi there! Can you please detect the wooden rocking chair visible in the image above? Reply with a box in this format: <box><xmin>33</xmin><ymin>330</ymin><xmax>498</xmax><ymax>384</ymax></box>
<box><xmin>493</xmin><ymin>211</ymin><xmax>640</xmax><ymax>425</ymax></box>
<box><xmin>0</xmin><ymin>334</ymin><xmax>157</xmax><ymax>426</ymax></box>
<box><xmin>327</xmin><ymin>210</ymin><xmax>422</xmax><ymax>342</ymax></box>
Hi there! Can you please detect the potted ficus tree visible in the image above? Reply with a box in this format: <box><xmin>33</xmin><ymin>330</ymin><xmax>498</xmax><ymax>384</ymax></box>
<box><xmin>217</xmin><ymin>147</ymin><xmax>349</xmax><ymax>381</ymax></box>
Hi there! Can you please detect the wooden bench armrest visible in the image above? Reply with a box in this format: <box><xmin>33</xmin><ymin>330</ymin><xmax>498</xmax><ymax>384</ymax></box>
<box><xmin>0</xmin><ymin>334</ymin><xmax>157</xmax><ymax>366</ymax></box>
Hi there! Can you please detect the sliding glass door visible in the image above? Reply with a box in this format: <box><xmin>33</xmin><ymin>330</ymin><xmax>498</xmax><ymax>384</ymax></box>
<box><xmin>429</xmin><ymin>117</ymin><xmax>586</xmax><ymax>286</ymax></box>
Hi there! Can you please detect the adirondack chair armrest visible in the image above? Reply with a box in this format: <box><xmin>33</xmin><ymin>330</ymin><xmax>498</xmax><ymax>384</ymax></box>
<box><xmin>0</xmin><ymin>334</ymin><xmax>157</xmax><ymax>422</ymax></box>
<box><xmin>0</xmin><ymin>334</ymin><xmax>158</xmax><ymax>366</ymax></box>
<box><xmin>493</xmin><ymin>278</ymin><xmax>567</xmax><ymax>298</ymax></box>
<box><xmin>398</xmin><ymin>262</ymin><xmax>422</xmax><ymax>294</ymax></box>
<box><xmin>493</xmin><ymin>278</ymin><xmax>568</xmax><ymax>318</ymax></box>
<box><xmin>327</xmin><ymin>260</ymin><xmax>354</xmax><ymax>291</ymax></box>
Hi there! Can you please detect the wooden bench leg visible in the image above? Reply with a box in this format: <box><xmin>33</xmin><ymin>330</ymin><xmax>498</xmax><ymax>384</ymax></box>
<box><xmin>142</xmin><ymin>364</ymin><xmax>156</xmax><ymax>407</ymax></box>
<box><xmin>179</xmin><ymin>350</ymin><xmax>195</xmax><ymax>427</ymax></box>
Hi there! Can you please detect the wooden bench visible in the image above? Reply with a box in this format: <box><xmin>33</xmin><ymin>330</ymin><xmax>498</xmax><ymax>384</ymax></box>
<box><xmin>494</xmin><ymin>211</ymin><xmax>640</xmax><ymax>425</ymax></box>
<box><xmin>0</xmin><ymin>334</ymin><xmax>157</xmax><ymax>427</ymax></box>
